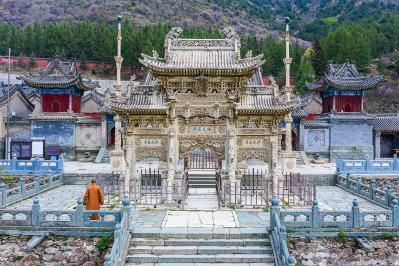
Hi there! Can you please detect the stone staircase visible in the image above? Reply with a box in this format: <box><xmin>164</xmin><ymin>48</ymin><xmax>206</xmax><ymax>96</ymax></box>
<box><xmin>294</xmin><ymin>151</ymin><xmax>309</xmax><ymax>166</ymax></box>
<box><xmin>188</xmin><ymin>169</ymin><xmax>216</xmax><ymax>189</ymax></box>
<box><xmin>94</xmin><ymin>147</ymin><xmax>110</xmax><ymax>163</ymax></box>
<box><xmin>125</xmin><ymin>229</ymin><xmax>275</xmax><ymax>265</ymax></box>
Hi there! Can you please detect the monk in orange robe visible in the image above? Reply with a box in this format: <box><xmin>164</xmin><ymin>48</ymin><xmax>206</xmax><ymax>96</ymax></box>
<box><xmin>83</xmin><ymin>178</ymin><xmax>104</xmax><ymax>220</ymax></box>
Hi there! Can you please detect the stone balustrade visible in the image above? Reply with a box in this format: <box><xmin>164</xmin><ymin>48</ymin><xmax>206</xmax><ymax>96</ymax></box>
<box><xmin>104</xmin><ymin>197</ymin><xmax>131</xmax><ymax>266</ymax></box>
<box><xmin>269</xmin><ymin>197</ymin><xmax>296</xmax><ymax>266</ymax></box>
<box><xmin>337</xmin><ymin>173</ymin><xmax>399</xmax><ymax>208</ymax></box>
<box><xmin>0</xmin><ymin>157</ymin><xmax>64</xmax><ymax>174</ymax></box>
<box><xmin>336</xmin><ymin>154</ymin><xmax>399</xmax><ymax>174</ymax></box>
<box><xmin>274</xmin><ymin>198</ymin><xmax>399</xmax><ymax>229</ymax></box>
<box><xmin>0</xmin><ymin>197</ymin><xmax>123</xmax><ymax>228</ymax></box>
<box><xmin>0</xmin><ymin>174</ymin><xmax>63</xmax><ymax>207</ymax></box>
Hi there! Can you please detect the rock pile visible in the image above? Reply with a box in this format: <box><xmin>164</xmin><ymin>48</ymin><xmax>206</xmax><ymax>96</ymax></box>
<box><xmin>0</xmin><ymin>235</ymin><xmax>110</xmax><ymax>265</ymax></box>
<box><xmin>289</xmin><ymin>237</ymin><xmax>399</xmax><ymax>265</ymax></box>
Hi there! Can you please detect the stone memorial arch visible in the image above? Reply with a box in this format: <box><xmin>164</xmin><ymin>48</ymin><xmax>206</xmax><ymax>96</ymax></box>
<box><xmin>105</xmin><ymin>26</ymin><xmax>299</xmax><ymax>193</ymax></box>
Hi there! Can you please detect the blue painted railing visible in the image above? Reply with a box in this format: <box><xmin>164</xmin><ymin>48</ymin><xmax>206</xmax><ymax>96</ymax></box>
<box><xmin>336</xmin><ymin>155</ymin><xmax>399</xmax><ymax>174</ymax></box>
<box><xmin>0</xmin><ymin>174</ymin><xmax>63</xmax><ymax>207</ymax></box>
<box><xmin>278</xmin><ymin>198</ymin><xmax>399</xmax><ymax>229</ymax></box>
<box><xmin>0</xmin><ymin>157</ymin><xmax>64</xmax><ymax>174</ymax></box>
<box><xmin>269</xmin><ymin>197</ymin><xmax>296</xmax><ymax>266</ymax></box>
<box><xmin>337</xmin><ymin>174</ymin><xmax>399</xmax><ymax>208</ymax></box>
<box><xmin>104</xmin><ymin>198</ymin><xmax>131</xmax><ymax>266</ymax></box>
<box><xmin>0</xmin><ymin>197</ymin><xmax>122</xmax><ymax>228</ymax></box>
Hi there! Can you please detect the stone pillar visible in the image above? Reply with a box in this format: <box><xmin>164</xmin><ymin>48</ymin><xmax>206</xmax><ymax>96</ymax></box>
<box><xmin>299</xmin><ymin>119</ymin><xmax>305</xmax><ymax>151</ymax></box>
<box><xmin>269</xmin><ymin>128</ymin><xmax>280</xmax><ymax>192</ymax></box>
<box><xmin>166</xmin><ymin>117</ymin><xmax>178</xmax><ymax>202</ymax></box>
<box><xmin>375</xmin><ymin>131</ymin><xmax>381</xmax><ymax>159</ymax></box>
<box><xmin>284</xmin><ymin>114</ymin><xmax>293</xmax><ymax>152</ymax></box>
<box><xmin>101</xmin><ymin>115</ymin><xmax>107</xmax><ymax>148</ymax></box>
<box><xmin>110</xmin><ymin>115</ymin><xmax>125</xmax><ymax>171</ymax></box>
<box><xmin>227</xmin><ymin>122</ymin><xmax>237</xmax><ymax>183</ymax></box>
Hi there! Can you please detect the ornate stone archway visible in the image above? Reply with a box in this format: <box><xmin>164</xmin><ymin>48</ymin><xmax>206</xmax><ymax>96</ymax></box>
<box><xmin>179</xmin><ymin>136</ymin><xmax>225</xmax><ymax>159</ymax></box>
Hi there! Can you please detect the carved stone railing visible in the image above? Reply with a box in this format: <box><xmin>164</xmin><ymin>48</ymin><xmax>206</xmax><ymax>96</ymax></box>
<box><xmin>0</xmin><ymin>174</ymin><xmax>63</xmax><ymax>207</ymax></box>
<box><xmin>336</xmin><ymin>154</ymin><xmax>399</xmax><ymax>174</ymax></box>
<box><xmin>104</xmin><ymin>198</ymin><xmax>131</xmax><ymax>266</ymax></box>
<box><xmin>0</xmin><ymin>156</ymin><xmax>64</xmax><ymax>174</ymax></box>
<box><xmin>0</xmin><ymin>197</ymin><xmax>122</xmax><ymax>228</ymax></box>
<box><xmin>277</xmin><ymin>198</ymin><xmax>399</xmax><ymax>229</ymax></box>
<box><xmin>269</xmin><ymin>197</ymin><xmax>296</xmax><ymax>266</ymax></box>
<box><xmin>337</xmin><ymin>173</ymin><xmax>399</xmax><ymax>208</ymax></box>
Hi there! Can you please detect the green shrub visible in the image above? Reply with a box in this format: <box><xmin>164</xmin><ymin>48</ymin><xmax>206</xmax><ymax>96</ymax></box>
<box><xmin>96</xmin><ymin>236</ymin><xmax>111</xmax><ymax>251</ymax></box>
<box><xmin>338</xmin><ymin>229</ymin><xmax>347</xmax><ymax>244</ymax></box>
<box><xmin>381</xmin><ymin>232</ymin><xmax>392</xmax><ymax>240</ymax></box>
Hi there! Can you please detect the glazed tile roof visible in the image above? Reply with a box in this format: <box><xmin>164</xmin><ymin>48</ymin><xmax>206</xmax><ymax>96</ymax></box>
<box><xmin>373</xmin><ymin>114</ymin><xmax>399</xmax><ymax>131</ymax></box>
<box><xmin>29</xmin><ymin>112</ymin><xmax>82</xmax><ymax>120</ymax></box>
<box><xmin>105</xmin><ymin>91</ymin><xmax>168</xmax><ymax>114</ymax></box>
<box><xmin>304</xmin><ymin>122</ymin><xmax>330</xmax><ymax>129</ymax></box>
<box><xmin>307</xmin><ymin>62</ymin><xmax>384</xmax><ymax>92</ymax></box>
<box><xmin>318</xmin><ymin>111</ymin><xmax>375</xmax><ymax>121</ymax></box>
<box><xmin>139</xmin><ymin>27</ymin><xmax>264</xmax><ymax>76</ymax></box>
<box><xmin>20</xmin><ymin>59</ymin><xmax>98</xmax><ymax>91</ymax></box>
<box><xmin>292</xmin><ymin>107</ymin><xmax>307</xmax><ymax>118</ymax></box>
<box><xmin>236</xmin><ymin>93</ymin><xmax>300</xmax><ymax>115</ymax></box>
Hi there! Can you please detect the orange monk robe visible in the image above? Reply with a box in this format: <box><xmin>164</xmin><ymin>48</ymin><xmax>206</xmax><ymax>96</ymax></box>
<box><xmin>83</xmin><ymin>183</ymin><xmax>105</xmax><ymax>220</ymax></box>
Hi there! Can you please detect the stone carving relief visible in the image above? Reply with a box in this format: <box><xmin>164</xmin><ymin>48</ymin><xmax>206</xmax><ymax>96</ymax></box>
<box><xmin>179</xmin><ymin>137</ymin><xmax>225</xmax><ymax>158</ymax></box>
<box><xmin>237</xmin><ymin>149</ymin><xmax>268</xmax><ymax>162</ymax></box>
<box><xmin>127</xmin><ymin>117</ymin><xmax>167</xmax><ymax>128</ymax></box>
<box><xmin>136</xmin><ymin>147</ymin><xmax>167</xmax><ymax>162</ymax></box>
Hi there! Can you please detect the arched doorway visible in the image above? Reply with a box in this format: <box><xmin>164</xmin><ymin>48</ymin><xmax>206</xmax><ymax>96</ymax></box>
<box><xmin>108</xmin><ymin>127</ymin><xmax>115</xmax><ymax>147</ymax></box>
<box><xmin>52</xmin><ymin>102</ymin><xmax>60</xmax><ymax>112</ymax></box>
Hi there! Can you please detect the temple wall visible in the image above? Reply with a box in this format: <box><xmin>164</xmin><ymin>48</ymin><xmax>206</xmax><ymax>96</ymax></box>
<box><xmin>329</xmin><ymin>121</ymin><xmax>373</xmax><ymax>160</ymax></box>
<box><xmin>303</xmin><ymin>99</ymin><xmax>322</xmax><ymax>117</ymax></box>
<box><xmin>81</xmin><ymin>98</ymin><xmax>101</xmax><ymax>113</ymax></box>
<box><xmin>31</xmin><ymin>121</ymin><xmax>76</xmax><ymax>160</ymax></box>
<box><xmin>303</xmin><ymin>128</ymin><xmax>330</xmax><ymax>154</ymax></box>
<box><xmin>75</xmin><ymin>122</ymin><xmax>101</xmax><ymax>161</ymax></box>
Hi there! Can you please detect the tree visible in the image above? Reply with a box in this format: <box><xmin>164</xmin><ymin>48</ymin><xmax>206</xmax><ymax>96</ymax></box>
<box><xmin>296</xmin><ymin>48</ymin><xmax>316</xmax><ymax>95</ymax></box>
<box><xmin>312</xmin><ymin>40</ymin><xmax>326</xmax><ymax>77</ymax></box>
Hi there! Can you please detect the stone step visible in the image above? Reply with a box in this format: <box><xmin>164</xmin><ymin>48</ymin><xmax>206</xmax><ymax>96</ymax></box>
<box><xmin>131</xmin><ymin>238</ymin><xmax>270</xmax><ymax>246</ymax></box>
<box><xmin>129</xmin><ymin>245</ymin><xmax>272</xmax><ymax>255</ymax></box>
<box><xmin>126</xmin><ymin>254</ymin><xmax>275</xmax><ymax>263</ymax></box>
<box><xmin>189</xmin><ymin>179</ymin><xmax>215</xmax><ymax>184</ymax></box>
<box><xmin>125</xmin><ymin>263</ymin><xmax>273</xmax><ymax>266</ymax></box>
<box><xmin>189</xmin><ymin>184</ymin><xmax>216</xmax><ymax>188</ymax></box>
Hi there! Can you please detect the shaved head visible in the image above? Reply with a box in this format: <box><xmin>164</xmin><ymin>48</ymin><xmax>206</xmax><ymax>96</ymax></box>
<box><xmin>91</xmin><ymin>178</ymin><xmax>96</xmax><ymax>183</ymax></box>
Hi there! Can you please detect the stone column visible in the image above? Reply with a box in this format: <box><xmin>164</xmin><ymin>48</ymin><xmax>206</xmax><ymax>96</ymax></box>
<box><xmin>227</xmin><ymin>122</ymin><xmax>237</xmax><ymax>183</ymax></box>
<box><xmin>375</xmin><ymin>131</ymin><xmax>381</xmax><ymax>159</ymax></box>
<box><xmin>68</xmin><ymin>94</ymin><xmax>73</xmax><ymax>113</ymax></box>
<box><xmin>110</xmin><ymin>115</ymin><xmax>125</xmax><ymax>172</ymax></box>
<box><xmin>166</xmin><ymin>117</ymin><xmax>178</xmax><ymax>202</ymax></box>
<box><xmin>284</xmin><ymin>114</ymin><xmax>293</xmax><ymax>152</ymax></box>
<box><xmin>101</xmin><ymin>115</ymin><xmax>107</xmax><ymax>148</ymax></box>
<box><xmin>269</xmin><ymin>127</ymin><xmax>279</xmax><ymax>191</ymax></box>
<box><xmin>299</xmin><ymin>119</ymin><xmax>305</xmax><ymax>151</ymax></box>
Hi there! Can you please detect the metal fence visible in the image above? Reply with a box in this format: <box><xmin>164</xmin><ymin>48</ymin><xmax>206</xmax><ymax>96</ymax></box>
<box><xmin>184</xmin><ymin>149</ymin><xmax>222</xmax><ymax>169</ymax></box>
<box><xmin>220</xmin><ymin>170</ymin><xmax>316</xmax><ymax>208</ymax></box>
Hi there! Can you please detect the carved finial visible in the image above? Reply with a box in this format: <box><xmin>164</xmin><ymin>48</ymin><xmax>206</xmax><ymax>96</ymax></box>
<box><xmin>152</xmin><ymin>50</ymin><xmax>159</xmax><ymax>59</ymax></box>
<box><xmin>223</xmin><ymin>27</ymin><xmax>239</xmax><ymax>40</ymax></box>
<box><xmin>166</xmin><ymin>27</ymin><xmax>183</xmax><ymax>41</ymax></box>
<box><xmin>245</xmin><ymin>50</ymin><xmax>253</xmax><ymax>59</ymax></box>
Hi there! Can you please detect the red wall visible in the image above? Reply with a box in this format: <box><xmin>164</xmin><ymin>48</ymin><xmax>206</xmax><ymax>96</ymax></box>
<box><xmin>72</xmin><ymin>95</ymin><xmax>81</xmax><ymax>113</ymax></box>
<box><xmin>42</xmin><ymin>94</ymin><xmax>70</xmax><ymax>112</ymax></box>
<box><xmin>322</xmin><ymin>96</ymin><xmax>362</xmax><ymax>113</ymax></box>
<box><xmin>334</xmin><ymin>96</ymin><xmax>362</xmax><ymax>112</ymax></box>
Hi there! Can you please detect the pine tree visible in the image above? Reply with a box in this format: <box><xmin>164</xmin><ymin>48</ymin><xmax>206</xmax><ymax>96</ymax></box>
<box><xmin>312</xmin><ymin>40</ymin><xmax>326</xmax><ymax>77</ymax></box>
<box><xmin>296</xmin><ymin>48</ymin><xmax>316</xmax><ymax>95</ymax></box>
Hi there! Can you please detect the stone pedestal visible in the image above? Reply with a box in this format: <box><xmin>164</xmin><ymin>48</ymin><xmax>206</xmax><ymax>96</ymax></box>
<box><xmin>110</xmin><ymin>150</ymin><xmax>125</xmax><ymax>172</ymax></box>
<box><xmin>281</xmin><ymin>152</ymin><xmax>297</xmax><ymax>174</ymax></box>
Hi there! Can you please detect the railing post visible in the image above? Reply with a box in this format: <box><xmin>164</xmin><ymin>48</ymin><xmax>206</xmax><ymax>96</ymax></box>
<box><xmin>34</xmin><ymin>175</ymin><xmax>41</xmax><ymax>193</ymax></box>
<box><xmin>19</xmin><ymin>176</ymin><xmax>25</xmax><ymax>196</ymax></box>
<box><xmin>370</xmin><ymin>179</ymin><xmax>376</xmax><ymax>200</ymax></box>
<box><xmin>365</xmin><ymin>155</ymin><xmax>371</xmax><ymax>172</ymax></box>
<box><xmin>34</xmin><ymin>157</ymin><xmax>40</xmax><ymax>173</ymax></box>
<box><xmin>270</xmin><ymin>196</ymin><xmax>280</xmax><ymax>230</ymax></box>
<box><xmin>346</xmin><ymin>173</ymin><xmax>350</xmax><ymax>189</ymax></box>
<box><xmin>311</xmin><ymin>199</ymin><xmax>320</xmax><ymax>228</ymax></box>
<box><xmin>74</xmin><ymin>198</ymin><xmax>84</xmax><ymax>226</ymax></box>
<box><xmin>31</xmin><ymin>197</ymin><xmax>40</xmax><ymax>226</ymax></box>
<box><xmin>356</xmin><ymin>177</ymin><xmax>362</xmax><ymax>194</ymax></box>
<box><xmin>122</xmin><ymin>196</ymin><xmax>131</xmax><ymax>224</ymax></box>
<box><xmin>394</xmin><ymin>154</ymin><xmax>398</xmax><ymax>172</ymax></box>
<box><xmin>58</xmin><ymin>155</ymin><xmax>64</xmax><ymax>173</ymax></box>
<box><xmin>386</xmin><ymin>184</ymin><xmax>393</xmax><ymax>207</ymax></box>
<box><xmin>336</xmin><ymin>154</ymin><xmax>342</xmax><ymax>172</ymax></box>
<box><xmin>352</xmin><ymin>199</ymin><xmax>360</xmax><ymax>228</ymax></box>
<box><xmin>0</xmin><ymin>183</ymin><xmax>6</xmax><ymax>206</ymax></box>
<box><xmin>11</xmin><ymin>156</ymin><xmax>17</xmax><ymax>172</ymax></box>
<box><xmin>392</xmin><ymin>199</ymin><xmax>399</xmax><ymax>227</ymax></box>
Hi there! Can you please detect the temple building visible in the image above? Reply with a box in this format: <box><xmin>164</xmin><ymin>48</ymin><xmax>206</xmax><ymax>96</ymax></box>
<box><xmin>106</xmin><ymin>24</ymin><xmax>299</xmax><ymax>190</ymax></box>
<box><xmin>0</xmin><ymin>59</ymin><xmax>118</xmax><ymax>161</ymax></box>
<box><xmin>303</xmin><ymin>62</ymin><xmax>385</xmax><ymax>160</ymax></box>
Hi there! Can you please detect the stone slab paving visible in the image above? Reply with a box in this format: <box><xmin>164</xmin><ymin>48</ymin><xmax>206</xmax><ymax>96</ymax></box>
<box><xmin>5</xmin><ymin>185</ymin><xmax>86</xmax><ymax>211</ymax></box>
<box><xmin>314</xmin><ymin>186</ymin><xmax>385</xmax><ymax>211</ymax></box>
<box><xmin>131</xmin><ymin>210</ymin><xmax>167</xmax><ymax>228</ymax></box>
<box><xmin>295</xmin><ymin>162</ymin><xmax>336</xmax><ymax>174</ymax></box>
<box><xmin>162</xmin><ymin>210</ymin><xmax>239</xmax><ymax>228</ymax></box>
<box><xmin>235</xmin><ymin>211</ymin><xmax>268</xmax><ymax>228</ymax></box>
